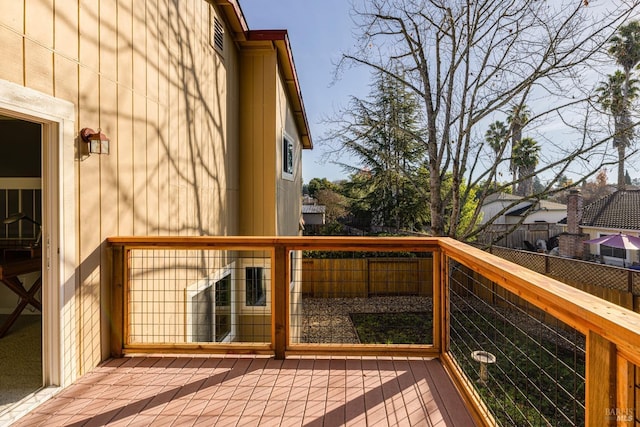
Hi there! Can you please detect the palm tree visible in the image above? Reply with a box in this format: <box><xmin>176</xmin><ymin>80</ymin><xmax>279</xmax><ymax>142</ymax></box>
<box><xmin>513</xmin><ymin>136</ymin><xmax>540</xmax><ymax>196</ymax></box>
<box><xmin>605</xmin><ymin>20</ymin><xmax>640</xmax><ymax>188</ymax></box>
<box><xmin>596</xmin><ymin>70</ymin><xmax>640</xmax><ymax>189</ymax></box>
<box><xmin>485</xmin><ymin>120</ymin><xmax>508</xmax><ymax>186</ymax></box>
<box><xmin>507</xmin><ymin>104</ymin><xmax>531</xmax><ymax>190</ymax></box>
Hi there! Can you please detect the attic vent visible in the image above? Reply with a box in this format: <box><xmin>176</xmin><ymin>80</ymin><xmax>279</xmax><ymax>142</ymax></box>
<box><xmin>212</xmin><ymin>17</ymin><xmax>224</xmax><ymax>52</ymax></box>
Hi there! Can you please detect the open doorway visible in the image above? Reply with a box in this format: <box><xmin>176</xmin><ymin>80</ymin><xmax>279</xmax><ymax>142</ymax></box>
<box><xmin>0</xmin><ymin>116</ymin><xmax>43</xmax><ymax>413</ymax></box>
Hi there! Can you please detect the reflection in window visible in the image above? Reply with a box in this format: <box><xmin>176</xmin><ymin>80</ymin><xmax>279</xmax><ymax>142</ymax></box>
<box><xmin>246</xmin><ymin>266</ymin><xmax>266</xmax><ymax>306</ymax></box>
<box><xmin>215</xmin><ymin>274</ymin><xmax>231</xmax><ymax>341</ymax></box>
<box><xmin>283</xmin><ymin>136</ymin><xmax>294</xmax><ymax>177</ymax></box>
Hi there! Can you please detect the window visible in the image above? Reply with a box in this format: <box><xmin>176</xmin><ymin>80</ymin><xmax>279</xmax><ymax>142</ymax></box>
<box><xmin>214</xmin><ymin>274</ymin><xmax>231</xmax><ymax>341</ymax></box>
<box><xmin>600</xmin><ymin>243</ymin><xmax>626</xmax><ymax>260</ymax></box>
<box><xmin>282</xmin><ymin>134</ymin><xmax>294</xmax><ymax>179</ymax></box>
<box><xmin>246</xmin><ymin>267</ymin><xmax>266</xmax><ymax>306</ymax></box>
<box><xmin>186</xmin><ymin>268</ymin><xmax>233</xmax><ymax>342</ymax></box>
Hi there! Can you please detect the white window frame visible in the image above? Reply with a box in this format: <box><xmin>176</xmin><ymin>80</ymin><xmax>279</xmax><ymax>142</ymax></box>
<box><xmin>239</xmin><ymin>260</ymin><xmax>271</xmax><ymax>313</ymax></box>
<box><xmin>282</xmin><ymin>131</ymin><xmax>295</xmax><ymax>181</ymax></box>
<box><xmin>185</xmin><ymin>264</ymin><xmax>236</xmax><ymax>343</ymax></box>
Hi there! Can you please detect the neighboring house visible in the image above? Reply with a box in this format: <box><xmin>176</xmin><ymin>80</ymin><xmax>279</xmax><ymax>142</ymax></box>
<box><xmin>302</xmin><ymin>204</ymin><xmax>326</xmax><ymax>227</ymax></box>
<box><xmin>579</xmin><ymin>190</ymin><xmax>640</xmax><ymax>267</ymax></box>
<box><xmin>478</xmin><ymin>192</ymin><xmax>566</xmax><ymax>248</ymax></box>
<box><xmin>479</xmin><ymin>193</ymin><xmax>567</xmax><ymax>226</ymax></box>
<box><xmin>0</xmin><ymin>0</ymin><xmax>311</xmax><ymax>413</ymax></box>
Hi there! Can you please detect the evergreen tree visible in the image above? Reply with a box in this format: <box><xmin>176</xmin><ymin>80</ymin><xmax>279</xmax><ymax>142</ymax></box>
<box><xmin>334</xmin><ymin>70</ymin><xmax>427</xmax><ymax>232</ymax></box>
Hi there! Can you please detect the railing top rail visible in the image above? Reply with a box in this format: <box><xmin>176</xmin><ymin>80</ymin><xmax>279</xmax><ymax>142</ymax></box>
<box><xmin>438</xmin><ymin>237</ymin><xmax>640</xmax><ymax>365</ymax></box>
<box><xmin>106</xmin><ymin>235</ymin><xmax>442</xmax><ymax>251</ymax></box>
<box><xmin>107</xmin><ymin>235</ymin><xmax>640</xmax><ymax>364</ymax></box>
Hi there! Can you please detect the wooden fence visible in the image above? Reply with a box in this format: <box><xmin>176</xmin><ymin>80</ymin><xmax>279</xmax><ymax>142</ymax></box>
<box><xmin>476</xmin><ymin>223</ymin><xmax>565</xmax><ymax>249</ymax></box>
<box><xmin>301</xmin><ymin>258</ymin><xmax>433</xmax><ymax>298</ymax></box>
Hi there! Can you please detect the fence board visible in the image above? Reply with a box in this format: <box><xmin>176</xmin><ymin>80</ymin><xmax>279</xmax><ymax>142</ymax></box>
<box><xmin>301</xmin><ymin>258</ymin><xmax>432</xmax><ymax>298</ymax></box>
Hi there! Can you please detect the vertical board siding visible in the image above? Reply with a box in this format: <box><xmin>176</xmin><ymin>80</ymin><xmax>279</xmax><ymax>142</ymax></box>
<box><xmin>0</xmin><ymin>0</ymin><xmax>239</xmax><ymax>375</ymax></box>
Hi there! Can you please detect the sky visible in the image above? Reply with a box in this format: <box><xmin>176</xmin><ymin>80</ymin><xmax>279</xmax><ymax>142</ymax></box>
<box><xmin>240</xmin><ymin>0</ymin><xmax>366</xmax><ymax>183</ymax></box>
<box><xmin>239</xmin><ymin>0</ymin><xmax>640</xmax><ymax>185</ymax></box>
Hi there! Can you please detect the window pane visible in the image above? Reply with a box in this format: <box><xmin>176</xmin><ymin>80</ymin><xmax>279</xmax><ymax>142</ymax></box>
<box><xmin>246</xmin><ymin>267</ymin><xmax>266</xmax><ymax>306</ymax></box>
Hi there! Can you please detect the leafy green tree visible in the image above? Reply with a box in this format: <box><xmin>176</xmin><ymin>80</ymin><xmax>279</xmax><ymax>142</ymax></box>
<box><xmin>307</xmin><ymin>178</ymin><xmax>340</xmax><ymax>198</ymax></box>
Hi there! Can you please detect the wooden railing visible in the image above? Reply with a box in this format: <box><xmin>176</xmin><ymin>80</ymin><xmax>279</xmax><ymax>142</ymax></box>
<box><xmin>108</xmin><ymin>236</ymin><xmax>640</xmax><ymax>426</ymax></box>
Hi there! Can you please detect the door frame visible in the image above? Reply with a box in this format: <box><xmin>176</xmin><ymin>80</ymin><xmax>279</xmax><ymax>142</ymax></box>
<box><xmin>0</xmin><ymin>79</ymin><xmax>76</xmax><ymax>388</ymax></box>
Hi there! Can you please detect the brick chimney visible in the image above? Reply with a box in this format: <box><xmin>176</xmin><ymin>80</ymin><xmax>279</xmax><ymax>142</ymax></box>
<box><xmin>566</xmin><ymin>189</ymin><xmax>583</xmax><ymax>234</ymax></box>
<box><xmin>559</xmin><ymin>189</ymin><xmax>586</xmax><ymax>258</ymax></box>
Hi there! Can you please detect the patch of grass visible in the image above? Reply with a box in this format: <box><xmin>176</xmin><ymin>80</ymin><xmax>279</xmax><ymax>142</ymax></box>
<box><xmin>349</xmin><ymin>311</ymin><xmax>433</xmax><ymax>344</ymax></box>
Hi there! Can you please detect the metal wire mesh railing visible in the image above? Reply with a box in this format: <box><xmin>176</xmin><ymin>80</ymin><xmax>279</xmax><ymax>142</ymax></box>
<box><xmin>290</xmin><ymin>251</ymin><xmax>434</xmax><ymax>345</ymax></box>
<box><xmin>123</xmin><ymin>244</ymin><xmax>436</xmax><ymax>350</ymax></box>
<box><xmin>109</xmin><ymin>236</ymin><xmax>640</xmax><ymax>425</ymax></box>
<box><xmin>448</xmin><ymin>261</ymin><xmax>586</xmax><ymax>426</ymax></box>
<box><xmin>127</xmin><ymin>248</ymin><xmax>272</xmax><ymax>345</ymax></box>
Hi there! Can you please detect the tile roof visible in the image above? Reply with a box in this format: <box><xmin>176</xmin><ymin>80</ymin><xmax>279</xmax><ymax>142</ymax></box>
<box><xmin>581</xmin><ymin>190</ymin><xmax>640</xmax><ymax>230</ymax></box>
<box><xmin>302</xmin><ymin>205</ymin><xmax>326</xmax><ymax>214</ymax></box>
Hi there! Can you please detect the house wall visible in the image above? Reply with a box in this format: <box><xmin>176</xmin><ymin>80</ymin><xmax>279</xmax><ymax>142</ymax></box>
<box><xmin>238</xmin><ymin>43</ymin><xmax>304</xmax><ymax>237</ymax></box>
<box><xmin>0</xmin><ymin>0</ymin><xmax>240</xmax><ymax>380</ymax></box>
<box><xmin>582</xmin><ymin>227</ymin><xmax>640</xmax><ymax>266</ymax></box>
<box><xmin>239</xmin><ymin>46</ymin><xmax>277</xmax><ymax>236</ymax></box>
<box><xmin>276</xmin><ymin>69</ymin><xmax>304</xmax><ymax>236</ymax></box>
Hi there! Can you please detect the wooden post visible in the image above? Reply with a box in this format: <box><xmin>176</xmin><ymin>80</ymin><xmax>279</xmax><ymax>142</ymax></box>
<box><xmin>110</xmin><ymin>245</ymin><xmax>124</xmax><ymax>357</ymax></box>
<box><xmin>616</xmin><ymin>355</ymin><xmax>635</xmax><ymax>426</ymax></box>
<box><xmin>586</xmin><ymin>331</ymin><xmax>616</xmax><ymax>426</ymax></box>
<box><xmin>433</xmin><ymin>249</ymin><xmax>441</xmax><ymax>353</ymax></box>
<box><xmin>273</xmin><ymin>245</ymin><xmax>288</xmax><ymax>360</ymax></box>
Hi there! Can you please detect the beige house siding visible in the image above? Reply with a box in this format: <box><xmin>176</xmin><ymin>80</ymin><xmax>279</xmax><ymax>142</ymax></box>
<box><xmin>0</xmin><ymin>0</ymin><xmax>241</xmax><ymax>378</ymax></box>
<box><xmin>239</xmin><ymin>46</ymin><xmax>278</xmax><ymax>236</ymax></box>
<box><xmin>0</xmin><ymin>1</ymin><xmax>312</xmax><ymax>400</ymax></box>
<box><xmin>276</xmin><ymin>67</ymin><xmax>304</xmax><ymax>237</ymax></box>
<box><xmin>238</xmin><ymin>44</ymin><xmax>305</xmax><ymax>237</ymax></box>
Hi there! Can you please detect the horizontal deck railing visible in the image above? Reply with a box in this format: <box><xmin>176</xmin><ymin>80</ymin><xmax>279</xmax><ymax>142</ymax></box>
<box><xmin>108</xmin><ymin>236</ymin><xmax>640</xmax><ymax>426</ymax></box>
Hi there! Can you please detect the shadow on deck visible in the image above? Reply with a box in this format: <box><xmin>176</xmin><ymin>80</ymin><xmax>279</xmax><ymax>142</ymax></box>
<box><xmin>13</xmin><ymin>355</ymin><xmax>475</xmax><ymax>426</ymax></box>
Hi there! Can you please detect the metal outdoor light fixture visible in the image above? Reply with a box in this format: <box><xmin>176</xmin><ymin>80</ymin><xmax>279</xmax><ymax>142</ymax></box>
<box><xmin>80</xmin><ymin>128</ymin><xmax>110</xmax><ymax>154</ymax></box>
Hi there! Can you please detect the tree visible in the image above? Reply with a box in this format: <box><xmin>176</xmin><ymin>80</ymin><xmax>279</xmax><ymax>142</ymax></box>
<box><xmin>315</xmin><ymin>188</ymin><xmax>348</xmax><ymax>224</ymax></box>
<box><xmin>605</xmin><ymin>20</ymin><xmax>640</xmax><ymax>189</ymax></box>
<box><xmin>328</xmin><ymin>70</ymin><xmax>428</xmax><ymax>232</ymax></box>
<box><xmin>513</xmin><ymin>136</ymin><xmax>540</xmax><ymax>196</ymax></box>
<box><xmin>337</xmin><ymin>0</ymin><xmax>638</xmax><ymax>238</ymax></box>
<box><xmin>507</xmin><ymin>104</ymin><xmax>531</xmax><ymax>188</ymax></box>
<box><xmin>484</xmin><ymin>121</ymin><xmax>509</xmax><ymax>186</ymax></box>
<box><xmin>307</xmin><ymin>177</ymin><xmax>341</xmax><ymax>198</ymax></box>
<box><xmin>596</xmin><ymin>70</ymin><xmax>640</xmax><ymax>189</ymax></box>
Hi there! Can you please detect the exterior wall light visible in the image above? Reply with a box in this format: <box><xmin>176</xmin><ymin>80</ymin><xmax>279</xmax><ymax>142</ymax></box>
<box><xmin>80</xmin><ymin>128</ymin><xmax>110</xmax><ymax>154</ymax></box>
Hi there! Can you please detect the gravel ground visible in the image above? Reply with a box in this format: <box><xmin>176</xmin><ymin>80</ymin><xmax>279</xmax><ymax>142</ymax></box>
<box><xmin>296</xmin><ymin>294</ymin><xmax>584</xmax><ymax>353</ymax></box>
<box><xmin>299</xmin><ymin>296</ymin><xmax>433</xmax><ymax>344</ymax></box>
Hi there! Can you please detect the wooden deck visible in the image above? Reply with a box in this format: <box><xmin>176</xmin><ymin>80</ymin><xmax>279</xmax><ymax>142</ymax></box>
<box><xmin>13</xmin><ymin>355</ymin><xmax>476</xmax><ymax>426</ymax></box>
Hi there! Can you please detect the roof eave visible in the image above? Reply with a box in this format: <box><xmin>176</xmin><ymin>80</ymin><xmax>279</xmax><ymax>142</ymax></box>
<box><xmin>245</xmin><ymin>30</ymin><xmax>313</xmax><ymax>149</ymax></box>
